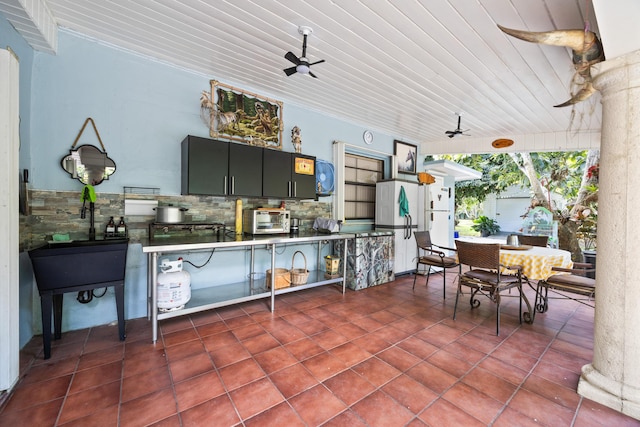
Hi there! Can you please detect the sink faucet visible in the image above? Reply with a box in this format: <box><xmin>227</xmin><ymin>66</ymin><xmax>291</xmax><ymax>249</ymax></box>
<box><xmin>81</xmin><ymin>185</ymin><xmax>96</xmax><ymax>240</ymax></box>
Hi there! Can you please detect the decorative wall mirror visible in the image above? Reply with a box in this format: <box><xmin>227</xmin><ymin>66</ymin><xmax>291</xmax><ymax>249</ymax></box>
<box><xmin>60</xmin><ymin>118</ymin><xmax>116</xmax><ymax>186</ymax></box>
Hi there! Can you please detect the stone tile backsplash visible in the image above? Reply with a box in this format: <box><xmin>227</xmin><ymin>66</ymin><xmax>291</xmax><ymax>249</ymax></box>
<box><xmin>20</xmin><ymin>190</ymin><xmax>331</xmax><ymax>250</ymax></box>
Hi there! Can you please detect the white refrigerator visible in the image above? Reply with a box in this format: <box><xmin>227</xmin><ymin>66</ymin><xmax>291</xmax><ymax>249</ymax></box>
<box><xmin>375</xmin><ymin>180</ymin><xmax>420</xmax><ymax>275</ymax></box>
<box><xmin>421</xmin><ymin>175</ymin><xmax>454</xmax><ymax>249</ymax></box>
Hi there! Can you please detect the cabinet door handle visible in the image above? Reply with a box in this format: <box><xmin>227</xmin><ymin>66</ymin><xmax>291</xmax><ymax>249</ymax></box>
<box><xmin>293</xmin><ymin>181</ymin><xmax>297</xmax><ymax>198</ymax></box>
<box><xmin>288</xmin><ymin>181</ymin><xmax>292</xmax><ymax>198</ymax></box>
<box><xmin>231</xmin><ymin>176</ymin><xmax>235</xmax><ymax>195</ymax></box>
<box><xmin>224</xmin><ymin>176</ymin><xmax>228</xmax><ymax>195</ymax></box>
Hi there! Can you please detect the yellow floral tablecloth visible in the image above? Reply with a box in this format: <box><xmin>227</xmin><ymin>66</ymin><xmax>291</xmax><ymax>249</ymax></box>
<box><xmin>500</xmin><ymin>246</ymin><xmax>573</xmax><ymax>280</ymax></box>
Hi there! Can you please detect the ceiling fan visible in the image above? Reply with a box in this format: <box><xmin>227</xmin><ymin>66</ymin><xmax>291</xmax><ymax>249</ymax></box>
<box><xmin>445</xmin><ymin>113</ymin><xmax>471</xmax><ymax>138</ymax></box>
<box><xmin>283</xmin><ymin>26</ymin><xmax>325</xmax><ymax>78</ymax></box>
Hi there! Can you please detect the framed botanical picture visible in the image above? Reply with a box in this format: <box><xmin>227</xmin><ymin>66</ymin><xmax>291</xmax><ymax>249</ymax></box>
<box><xmin>201</xmin><ymin>80</ymin><xmax>283</xmax><ymax>150</ymax></box>
<box><xmin>394</xmin><ymin>140</ymin><xmax>418</xmax><ymax>175</ymax></box>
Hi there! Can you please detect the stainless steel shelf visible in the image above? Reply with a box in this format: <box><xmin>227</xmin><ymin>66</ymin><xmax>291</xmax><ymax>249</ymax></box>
<box><xmin>275</xmin><ymin>271</ymin><xmax>344</xmax><ymax>295</ymax></box>
<box><xmin>157</xmin><ymin>280</ymin><xmax>269</xmax><ymax>320</ymax></box>
<box><xmin>144</xmin><ymin>233</ymin><xmax>353</xmax><ymax>342</ymax></box>
<box><xmin>156</xmin><ymin>271</ymin><xmax>344</xmax><ymax>320</ymax></box>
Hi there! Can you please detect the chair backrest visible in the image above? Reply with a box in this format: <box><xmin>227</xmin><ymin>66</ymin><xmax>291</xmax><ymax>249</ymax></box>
<box><xmin>414</xmin><ymin>231</ymin><xmax>433</xmax><ymax>249</ymax></box>
<box><xmin>518</xmin><ymin>234</ymin><xmax>548</xmax><ymax>247</ymax></box>
<box><xmin>455</xmin><ymin>240</ymin><xmax>500</xmax><ymax>270</ymax></box>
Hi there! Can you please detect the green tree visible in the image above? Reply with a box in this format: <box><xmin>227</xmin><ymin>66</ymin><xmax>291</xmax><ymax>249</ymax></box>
<box><xmin>433</xmin><ymin>150</ymin><xmax>599</xmax><ymax>260</ymax></box>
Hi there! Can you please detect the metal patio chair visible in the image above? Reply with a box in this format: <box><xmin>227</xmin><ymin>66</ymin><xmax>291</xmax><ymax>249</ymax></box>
<box><xmin>413</xmin><ymin>231</ymin><xmax>460</xmax><ymax>299</ymax></box>
<box><xmin>517</xmin><ymin>234</ymin><xmax>549</xmax><ymax>247</ymax></box>
<box><xmin>454</xmin><ymin>240</ymin><xmax>532</xmax><ymax>335</ymax></box>
<box><xmin>535</xmin><ymin>262</ymin><xmax>596</xmax><ymax>316</ymax></box>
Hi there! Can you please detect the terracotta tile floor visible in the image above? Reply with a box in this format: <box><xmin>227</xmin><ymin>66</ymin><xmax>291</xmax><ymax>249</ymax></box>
<box><xmin>2</xmin><ymin>274</ymin><xmax>639</xmax><ymax>426</ymax></box>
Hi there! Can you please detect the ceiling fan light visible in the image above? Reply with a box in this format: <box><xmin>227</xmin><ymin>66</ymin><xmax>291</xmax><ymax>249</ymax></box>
<box><xmin>296</xmin><ymin>64</ymin><xmax>310</xmax><ymax>74</ymax></box>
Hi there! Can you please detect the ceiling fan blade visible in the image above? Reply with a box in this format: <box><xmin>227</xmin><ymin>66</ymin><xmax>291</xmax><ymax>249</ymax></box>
<box><xmin>283</xmin><ymin>66</ymin><xmax>298</xmax><ymax>76</ymax></box>
<box><xmin>285</xmin><ymin>51</ymin><xmax>300</xmax><ymax>65</ymax></box>
<box><xmin>308</xmin><ymin>71</ymin><xmax>318</xmax><ymax>78</ymax></box>
<box><xmin>448</xmin><ymin>134</ymin><xmax>455</xmax><ymax>138</ymax></box>
<box><xmin>308</xmin><ymin>59</ymin><xmax>325</xmax><ymax>66</ymax></box>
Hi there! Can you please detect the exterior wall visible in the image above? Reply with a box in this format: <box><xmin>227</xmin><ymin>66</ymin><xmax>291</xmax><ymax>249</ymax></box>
<box><xmin>481</xmin><ymin>185</ymin><xmax>567</xmax><ymax>234</ymax></box>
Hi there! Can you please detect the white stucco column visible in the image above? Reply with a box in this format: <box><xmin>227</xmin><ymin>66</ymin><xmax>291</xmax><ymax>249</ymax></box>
<box><xmin>577</xmin><ymin>50</ymin><xmax>640</xmax><ymax>420</ymax></box>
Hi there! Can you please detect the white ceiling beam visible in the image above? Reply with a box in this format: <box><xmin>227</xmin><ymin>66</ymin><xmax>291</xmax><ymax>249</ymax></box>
<box><xmin>0</xmin><ymin>0</ymin><xmax>57</xmax><ymax>53</ymax></box>
<box><xmin>592</xmin><ymin>0</ymin><xmax>640</xmax><ymax>60</ymax></box>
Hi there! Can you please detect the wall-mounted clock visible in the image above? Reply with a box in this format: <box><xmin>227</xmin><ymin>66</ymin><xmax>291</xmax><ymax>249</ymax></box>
<box><xmin>363</xmin><ymin>130</ymin><xmax>374</xmax><ymax>145</ymax></box>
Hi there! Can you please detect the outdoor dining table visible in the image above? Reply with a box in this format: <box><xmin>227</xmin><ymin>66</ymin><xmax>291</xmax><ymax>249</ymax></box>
<box><xmin>455</xmin><ymin>237</ymin><xmax>573</xmax><ymax>324</ymax></box>
<box><xmin>499</xmin><ymin>245</ymin><xmax>573</xmax><ymax>281</ymax></box>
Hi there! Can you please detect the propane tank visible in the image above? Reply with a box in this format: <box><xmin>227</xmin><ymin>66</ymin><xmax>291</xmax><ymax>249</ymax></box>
<box><xmin>157</xmin><ymin>258</ymin><xmax>191</xmax><ymax>312</ymax></box>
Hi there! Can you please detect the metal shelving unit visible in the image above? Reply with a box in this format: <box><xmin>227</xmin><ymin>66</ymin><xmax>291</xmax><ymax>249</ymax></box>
<box><xmin>143</xmin><ymin>233</ymin><xmax>353</xmax><ymax>342</ymax></box>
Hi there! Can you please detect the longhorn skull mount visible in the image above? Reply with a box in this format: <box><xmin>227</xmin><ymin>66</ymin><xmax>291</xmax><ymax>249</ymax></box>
<box><xmin>498</xmin><ymin>25</ymin><xmax>605</xmax><ymax>107</ymax></box>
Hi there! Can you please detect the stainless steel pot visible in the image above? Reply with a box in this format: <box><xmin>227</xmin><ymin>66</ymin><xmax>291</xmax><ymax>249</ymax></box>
<box><xmin>506</xmin><ymin>234</ymin><xmax>520</xmax><ymax>246</ymax></box>
<box><xmin>154</xmin><ymin>206</ymin><xmax>188</xmax><ymax>223</ymax></box>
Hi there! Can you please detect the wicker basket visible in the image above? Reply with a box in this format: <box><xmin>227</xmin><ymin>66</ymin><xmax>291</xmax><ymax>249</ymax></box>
<box><xmin>290</xmin><ymin>251</ymin><xmax>309</xmax><ymax>285</ymax></box>
<box><xmin>266</xmin><ymin>268</ymin><xmax>290</xmax><ymax>289</ymax></box>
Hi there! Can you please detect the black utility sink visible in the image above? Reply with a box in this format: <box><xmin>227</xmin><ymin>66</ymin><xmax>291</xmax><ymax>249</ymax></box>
<box><xmin>30</xmin><ymin>239</ymin><xmax>128</xmax><ymax>291</ymax></box>
<box><xmin>28</xmin><ymin>239</ymin><xmax>129</xmax><ymax>359</ymax></box>
<box><xmin>44</xmin><ymin>238</ymin><xmax>129</xmax><ymax>248</ymax></box>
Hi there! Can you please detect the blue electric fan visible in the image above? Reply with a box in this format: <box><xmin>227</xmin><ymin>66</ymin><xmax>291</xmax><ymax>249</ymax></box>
<box><xmin>315</xmin><ymin>159</ymin><xmax>335</xmax><ymax>197</ymax></box>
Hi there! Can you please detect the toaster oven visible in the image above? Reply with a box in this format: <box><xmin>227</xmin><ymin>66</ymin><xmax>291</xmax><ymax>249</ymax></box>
<box><xmin>243</xmin><ymin>209</ymin><xmax>290</xmax><ymax>235</ymax></box>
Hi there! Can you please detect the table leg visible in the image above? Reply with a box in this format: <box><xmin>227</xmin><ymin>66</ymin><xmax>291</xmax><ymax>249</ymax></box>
<box><xmin>317</xmin><ymin>241</ymin><xmax>322</xmax><ymax>276</ymax></box>
<box><xmin>151</xmin><ymin>252</ymin><xmax>159</xmax><ymax>343</ymax></box>
<box><xmin>521</xmin><ymin>283</ymin><xmax>534</xmax><ymax>324</ymax></box>
<box><xmin>250</xmin><ymin>246</ymin><xmax>255</xmax><ymax>291</ymax></box>
<box><xmin>115</xmin><ymin>283</ymin><xmax>126</xmax><ymax>340</ymax></box>
<box><xmin>40</xmin><ymin>293</ymin><xmax>52</xmax><ymax>360</ymax></box>
<box><xmin>53</xmin><ymin>294</ymin><xmax>63</xmax><ymax>340</ymax></box>
<box><xmin>147</xmin><ymin>252</ymin><xmax>152</xmax><ymax>320</ymax></box>
<box><xmin>342</xmin><ymin>237</ymin><xmax>348</xmax><ymax>294</ymax></box>
<box><xmin>270</xmin><ymin>244</ymin><xmax>275</xmax><ymax>312</ymax></box>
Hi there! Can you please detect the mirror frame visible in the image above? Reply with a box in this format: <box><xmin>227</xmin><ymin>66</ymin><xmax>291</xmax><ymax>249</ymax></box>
<box><xmin>61</xmin><ymin>144</ymin><xmax>116</xmax><ymax>186</ymax></box>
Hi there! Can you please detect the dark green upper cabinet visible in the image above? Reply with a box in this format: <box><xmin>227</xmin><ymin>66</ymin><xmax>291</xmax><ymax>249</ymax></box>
<box><xmin>291</xmin><ymin>153</ymin><xmax>317</xmax><ymax>199</ymax></box>
<box><xmin>228</xmin><ymin>143</ymin><xmax>262</xmax><ymax>197</ymax></box>
<box><xmin>182</xmin><ymin>135</ymin><xmax>313</xmax><ymax>199</ymax></box>
<box><xmin>263</xmin><ymin>150</ymin><xmax>316</xmax><ymax>199</ymax></box>
<box><xmin>262</xmin><ymin>150</ymin><xmax>291</xmax><ymax>198</ymax></box>
<box><xmin>181</xmin><ymin>136</ymin><xmax>262</xmax><ymax>197</ymax></box>
<box><xmin>181</xmin><ymin>136</ymin><xmax>228</xmax><ymax>195</ymax></box>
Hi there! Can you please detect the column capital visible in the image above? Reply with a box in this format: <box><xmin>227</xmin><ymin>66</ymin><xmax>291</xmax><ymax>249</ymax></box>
<box><xmin>593</xmin><ymin>50</ymin><xmax>640</xmax><ymax>97</ymax></box>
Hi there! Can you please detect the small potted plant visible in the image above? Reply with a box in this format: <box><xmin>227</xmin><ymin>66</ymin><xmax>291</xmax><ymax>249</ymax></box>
<box><xmin>471</xmin><ymin>215</ymin><xmax>501</xmax><ymax>237</ymax></box>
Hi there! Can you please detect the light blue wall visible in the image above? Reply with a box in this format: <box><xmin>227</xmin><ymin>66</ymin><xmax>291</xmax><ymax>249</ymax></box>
<box><xmin>0</xmin><ymin>13</ymin><xmax>34</xmax><ymax>172</ymax></box>
<box><xmin>4</xmin><ymin>19</ymin><xmax>420</xmax><ymax>343</ymax></box>
<box><xmin>30</xmin><ymin>29</ymin><xmax>405</xmax><ymax>195</ymax></box>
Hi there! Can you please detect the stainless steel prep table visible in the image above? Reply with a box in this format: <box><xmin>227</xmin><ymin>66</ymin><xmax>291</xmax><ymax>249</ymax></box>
<box><xmin>142</xmin><ymin>232</ymin><xmax>355</xmax><ymax>342</ymax></box>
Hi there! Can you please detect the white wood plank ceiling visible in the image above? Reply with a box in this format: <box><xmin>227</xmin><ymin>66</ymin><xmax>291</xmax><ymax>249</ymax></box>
<box><xmin>1</xmin><ymin>0</ymin><xmax>603</xmax><ymax>148</ymax></box>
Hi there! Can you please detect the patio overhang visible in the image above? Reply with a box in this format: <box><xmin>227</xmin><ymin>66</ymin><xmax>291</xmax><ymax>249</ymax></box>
<box><xmin>422</xmin><ymin>159</ymin><xmax>482</xmax><ymax>182</ymax></box>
